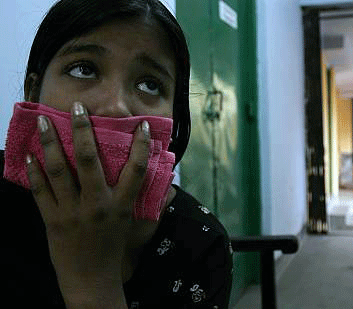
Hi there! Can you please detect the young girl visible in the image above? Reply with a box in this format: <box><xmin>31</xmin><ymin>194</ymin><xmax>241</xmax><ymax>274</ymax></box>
<box><xmin>1</xmin><ymin>0</ymin><xmax>233</xmax><ymax>308</ymax></box>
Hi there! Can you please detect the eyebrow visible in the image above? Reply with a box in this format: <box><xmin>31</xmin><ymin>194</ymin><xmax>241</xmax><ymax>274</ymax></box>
<box><xmin>134</xmin><ymin>53</ymin><xmax>175</xmax><ymax>82</ymax></box>
<box><xmin>57</xmin><ymin>43</ymin><xmax>109</xmax><ymax>57</ymax></box>
<box><xmin>57</xmin><ymin>43</ymin><xmax>175</xmax><ymax>81</ymax></box>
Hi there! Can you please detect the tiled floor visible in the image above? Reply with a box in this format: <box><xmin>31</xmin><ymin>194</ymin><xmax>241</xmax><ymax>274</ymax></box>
<box><xmin>233</xmin><ymin>233</ymin><xmax>353</xmax><ymax>309</ymax></box>
<box><xmin>329</xmin><ymin>189</ymin><xmax>353</xmax><ymax>232</ymax></box>
<box><xmin>233</xmin><ymin>191</ymin><xmax>353</xmax><ymax>308</ymax></box>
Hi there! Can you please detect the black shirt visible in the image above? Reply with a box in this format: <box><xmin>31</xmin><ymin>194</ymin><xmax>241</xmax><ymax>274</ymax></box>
<box><xmin>1</xmin><ymin>150</ymin><xmax>233</xmax><ymax>308</ymax></box>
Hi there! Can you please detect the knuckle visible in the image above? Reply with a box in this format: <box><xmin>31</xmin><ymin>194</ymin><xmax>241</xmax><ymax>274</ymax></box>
<box><xmin>46</xmin><ymin>217</ymin><xmax>79</xmax><ymax>236</ymax></box>
<box><xmin>132</xmin><ymin>159</ymin><xmax>148</xmax><ymax>177</ymax></box>
<box><xmin>90</xmin><ymin>207</ymin><xmax>109</xmax><ymax>223</ymax></box>
<box><xmin>46</xmin><ymin>161</ymin><xmax>66</xmax><ymax>178</ymax></box>
<box><xmin>72</xmin><ymin>117</ymin><xmax>91</xmax><ymax>129</ymax></box>
<box><xmin>134</xmin><ymin>130</ymin><xmax>150</xmax><ymax>147</ymax></box>
<box><xmin>30</xmin><ymin>181</ymin><xmax>47</xmax><ymax>196</ymax></box>
<box><xmin>40</xmin><ymin>133</ymin><xmax>56</xmax><ymax>147</ymax></box>
<box><xmin>140</xmin><ymin>136</ymin><xmax>151</xmax><ymax>148</ymax></box>
<box><xmin>76</xmin><ymin>147</ymin><xmax>98</xmax><ymax>167</ymax></box>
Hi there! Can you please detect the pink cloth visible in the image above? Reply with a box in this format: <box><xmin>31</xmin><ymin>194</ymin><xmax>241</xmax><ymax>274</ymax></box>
<box><xmin>4</xmin><ymin>102</ymin><xmax>175</xmax><ymax>221</ymax></box>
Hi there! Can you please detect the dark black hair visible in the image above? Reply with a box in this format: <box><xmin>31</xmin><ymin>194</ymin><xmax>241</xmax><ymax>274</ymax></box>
<box><xmin>25</xmin><ymin>0</ymin><xmax>190</xmax><ymax>166</ymax></box>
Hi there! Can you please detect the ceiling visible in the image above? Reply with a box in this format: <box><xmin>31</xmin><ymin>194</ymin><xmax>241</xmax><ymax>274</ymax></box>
<box><xmin>321</xmin><ymin>10</ymin><xmax>353</xmax><ymax>99</ymax></box>
<box><xmin>302</xmin><ymin>0</ymin><xmax>353</xmax><ymax>8</ymax></box>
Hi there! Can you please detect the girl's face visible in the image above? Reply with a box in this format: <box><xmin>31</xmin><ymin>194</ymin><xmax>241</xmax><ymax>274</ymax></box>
<box><xmin>32</xmin><ymin>19</ymin><xmax>176</xmax><ymax>118</ymax></box>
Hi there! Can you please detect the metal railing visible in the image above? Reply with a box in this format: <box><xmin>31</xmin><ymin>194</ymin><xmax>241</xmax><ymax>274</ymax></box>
<box><xmin>231</xmin><ymin>235</ymin><xmax>299</xmax><ymax>309</ymax></box>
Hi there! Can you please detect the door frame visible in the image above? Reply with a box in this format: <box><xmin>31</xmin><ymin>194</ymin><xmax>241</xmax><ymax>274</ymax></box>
<box><xmin>301</xmin><ymin>1</ymin><xmax>353</xmax><ymax>233</ymax></box>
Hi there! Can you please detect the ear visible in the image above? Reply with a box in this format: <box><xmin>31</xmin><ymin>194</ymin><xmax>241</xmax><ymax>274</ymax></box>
<box><xmin>24</xmin><ymin>73</ymin><xmax>40</xmax><ymax>102</ymax></box>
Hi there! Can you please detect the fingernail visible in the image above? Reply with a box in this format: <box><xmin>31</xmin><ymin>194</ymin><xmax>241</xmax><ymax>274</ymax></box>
<box><xmin>38</xmin><ymin>116</ymin><xmax>49</xmax><ymax>133</ymax></box>
<box><xmin>26</xmin><ymin>154</ymin><xmax>32</xmax><ymax>165</ymax></box>
<box><xmin>73</xmin><ymin>102</ymin><xmax>86</xmax><ymax>116</ymax></box>
<box><xmin>142</xmin><ymin>121</ymin><xmax>150</xmax><ymax>137</ymax></box>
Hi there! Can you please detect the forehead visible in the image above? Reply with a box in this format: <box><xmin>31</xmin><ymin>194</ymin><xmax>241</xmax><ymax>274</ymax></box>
<box><xmin>55</xmin><ymin>19</ymin><xmax>175</xmax><ymax>71</ymax></box>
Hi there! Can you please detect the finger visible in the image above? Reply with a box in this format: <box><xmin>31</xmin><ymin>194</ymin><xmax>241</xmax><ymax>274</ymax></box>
<box><xmin>26</xmin><ymin>154</ymin><xmax>58</xmax><ymax>223</ymax></box>
<box><xmin>115</xmin><ymin>120</ymin><xmax>150</xmax><ymax>207</ymax></box>
<box><xmin>38</xmin><ymin>115</ymin><xmax>79</xmax><ymax>205</ymax></box>
<box><xmin>71</xmin><ymin>102</ymin><xmax>107</xmax><ymax>198</ymax></box>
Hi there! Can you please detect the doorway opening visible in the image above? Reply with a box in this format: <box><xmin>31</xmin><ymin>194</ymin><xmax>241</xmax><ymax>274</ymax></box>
<box><xmin>303</xmin><ymin>3</ymin><xmax>353</xmax><ymax>234</ymax></box>
<box><xmin>320</xmin><ymin>10</ymin><xmax>353</xmax><ymax>233</ymax></box>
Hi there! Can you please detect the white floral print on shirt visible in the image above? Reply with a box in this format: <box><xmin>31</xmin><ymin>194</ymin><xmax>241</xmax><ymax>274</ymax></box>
<box><xmin>157</xmin><ymin>238</ymin><xmax>173</xmax><ymax>256</ymax></box>
<box><xmin>190</xmin><ymin>284</ymin><xmax>206</xmax><ymax>303</ymax></box>
<box><xmin>198</xmin><ymin>205</ymin><xmax>211</xmax><ymax>214</ymax></box>
<box><xmin>173</xmin><ymin>279</ymin><xmax>183</xmax><ymax>293</ymax></box>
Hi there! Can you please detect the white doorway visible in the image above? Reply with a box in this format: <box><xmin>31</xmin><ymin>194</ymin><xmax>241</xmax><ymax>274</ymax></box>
<box><xmin>320</xmin><ymin>9</ymin><xmax>353</xmax><ymax>232</ymax></box>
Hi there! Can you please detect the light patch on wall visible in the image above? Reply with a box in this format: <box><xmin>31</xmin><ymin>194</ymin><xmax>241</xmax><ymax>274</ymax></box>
<box><xmin>159</xmin><ymin>0</ymin><xmax>176</xmax><ymax>17</ymax></box>
<box><xmin>219</xmin><ymin>0</ymin><xmax>238</xmax><ymax>30</ymax></box>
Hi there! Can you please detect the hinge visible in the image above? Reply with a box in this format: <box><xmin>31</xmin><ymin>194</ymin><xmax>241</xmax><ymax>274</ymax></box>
<box><xmin>246</xmin><ymin>101</ymin><xmax>256</xmax><ymax>121</ymax></box>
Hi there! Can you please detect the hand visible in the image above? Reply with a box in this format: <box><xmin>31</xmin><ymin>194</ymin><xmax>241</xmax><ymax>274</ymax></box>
<box><xmin>26</xmin><ymin>102</ymin><xmax>150</xmax><ymax>307</ymax></box>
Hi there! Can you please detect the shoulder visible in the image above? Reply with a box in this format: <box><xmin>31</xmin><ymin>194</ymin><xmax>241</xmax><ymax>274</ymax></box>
<box><xmin>0</xmin><ymin>149</ymin><xmax>46</xmax><ymax>248</ymax></box>
<box><xmin>0</xmin><ymin>150</ymin><xmax>29</xmax><ymax>195</ymax></box>
<box><xmin>167</xmin><ymin>185</ymin><xmax>230</xmax><ymax>242</ymax></box>
<box><xmin>151</xmin><ymin>185</ymin><xmax>232</xmax><ymax>266</ymax></box>
<box><xmin>1</xmin><ymin>150</ymin><xmax>65</xmax><ymax>307</ymax></box>
<box><xmin>0</xmin><ymin>149</ymin><xmax>35</xmax><ymax>217</ymax></box>
<box><xmin>167</xmin><ymin>186</ymin><xmax>228</xmax><ymax>237</ymax></box>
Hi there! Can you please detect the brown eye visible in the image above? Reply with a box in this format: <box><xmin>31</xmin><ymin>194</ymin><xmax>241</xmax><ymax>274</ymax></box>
<box><xmin>66</xmin><ymin>63</ymin><xmax>97</xmax><ymax>79</ymax></box>
<box><xmin>136</xmin><ymin>80</ymin><xmax>161</xmax><ymax>96</ymax></box>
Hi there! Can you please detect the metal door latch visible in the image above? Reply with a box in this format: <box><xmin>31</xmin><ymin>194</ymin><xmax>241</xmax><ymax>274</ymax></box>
<box><xmin>203</xmin><ymin>90</ymin><xmax>223</xmax><ymax>122</ymax></box>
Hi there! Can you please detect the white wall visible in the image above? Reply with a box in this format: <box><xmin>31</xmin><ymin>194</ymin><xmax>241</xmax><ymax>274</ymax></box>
<box><xmin>160</xmin><ymin>0</ymin><xmax>175</xmax><ymax>16</ymax></box>
<box><xmin>0</xmin><ymin>0</ymin><xmax>57</xmax><ymax>150</ymax></box>
<box><xmin>257</xmin><ymin>0</ymin><xmax>307</xmax><ymax>237</ymax></box>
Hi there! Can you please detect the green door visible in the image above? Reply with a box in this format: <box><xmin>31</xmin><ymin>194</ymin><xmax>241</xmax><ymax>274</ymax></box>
<box><xmin>176</xmin><ymin>0</ymin><xmax>261</xmax><ymax>305</ymax></box>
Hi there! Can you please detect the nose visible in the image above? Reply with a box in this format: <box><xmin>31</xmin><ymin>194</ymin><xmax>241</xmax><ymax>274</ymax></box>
<box><xmin>95</xmin><ymin>101</ymin><xmax>132</xmax><ymax>118</ymax></box>
<box><xmin>94</xmin><ymin>89</ymin><xmax>133</xmax><ymax>118</ymax></box>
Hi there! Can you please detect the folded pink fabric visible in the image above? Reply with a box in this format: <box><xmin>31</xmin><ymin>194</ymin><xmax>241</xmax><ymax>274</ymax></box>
<box><xmin>4</xmin><ymin>102</ymin><xmax>175</xmax><ymax>221</ymax></box>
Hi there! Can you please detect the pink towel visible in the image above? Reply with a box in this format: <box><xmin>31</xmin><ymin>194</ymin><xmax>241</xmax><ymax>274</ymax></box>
<box><xmin>4</xmin><ymin>102</ymin><xmax>175</xmax><ymax>221</ymax></box>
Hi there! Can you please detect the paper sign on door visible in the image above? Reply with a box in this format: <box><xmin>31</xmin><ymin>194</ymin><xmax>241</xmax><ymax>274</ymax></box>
<box><xmin>219</xmin><ymin>0</ymin><xmax>238</xmax><ymax>30</ymax></box>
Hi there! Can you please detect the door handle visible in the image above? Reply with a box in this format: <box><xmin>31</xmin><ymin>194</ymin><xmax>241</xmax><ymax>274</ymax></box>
<box><xmin>203</xmin><ymin>90</ymin><xmax>223</xmax><ymax>122</ymax></box>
